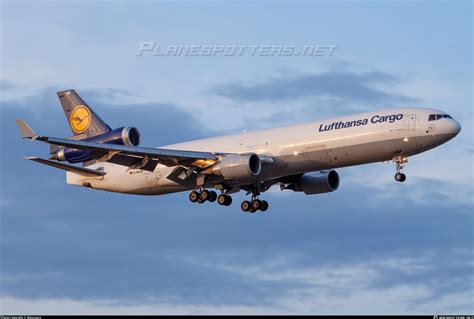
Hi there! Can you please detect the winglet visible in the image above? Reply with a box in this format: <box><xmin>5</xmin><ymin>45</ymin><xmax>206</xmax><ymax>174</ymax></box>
<box><xmin>16</xmin><ymin>119</ymin><xmax>38</xmax><ymax>140</ymax></box>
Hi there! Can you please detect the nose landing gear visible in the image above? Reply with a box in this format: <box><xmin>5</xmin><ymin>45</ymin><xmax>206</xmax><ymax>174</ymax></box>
<box><xmin>393</xmin><ymin>155</ymin><xmax>407</xmax><ymax>182</ymax></box>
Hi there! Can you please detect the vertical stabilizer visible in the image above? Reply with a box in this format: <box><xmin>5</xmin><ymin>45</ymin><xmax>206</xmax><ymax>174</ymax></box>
<box><xmin>57</xmin><ymin>89</ymin><xmax>111</xmax><ymax>138</ymax></box>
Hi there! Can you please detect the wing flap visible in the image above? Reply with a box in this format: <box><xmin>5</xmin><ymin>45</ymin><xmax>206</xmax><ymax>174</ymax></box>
<box><xmin>107</xmin><ymin>153</ymin><xmax>159</xmax><ymax>172</ymax></box>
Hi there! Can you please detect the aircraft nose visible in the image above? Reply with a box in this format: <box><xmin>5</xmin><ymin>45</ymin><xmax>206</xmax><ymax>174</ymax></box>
<box><xmin>451</xmin><ymin>119</ymin><xmax>462</xmax><ymax>135</ymax></box>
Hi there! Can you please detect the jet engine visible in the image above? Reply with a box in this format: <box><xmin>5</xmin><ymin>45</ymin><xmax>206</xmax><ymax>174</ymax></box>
<box><xmin>52</xmin><ymin>126</ymin><xmax>141</xmax><ymax>163</ymax></box>
<box><xmin>284</xmin><ymin>170</ymin><xmax>340</xmax><ymax>195</ymax></box>
<box><xmin>90</xmin><ymin>126</ymin><xmax>141</xmax><ymax>147</ymax></box>
<box><xmin>211</xmin><ymin>153</ymin><xmax>261</xmax><ymax>180</ymax></box>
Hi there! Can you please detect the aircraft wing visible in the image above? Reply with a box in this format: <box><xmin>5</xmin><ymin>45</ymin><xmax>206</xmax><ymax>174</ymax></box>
<box><xmin>44</xmin><ymin>136</ymin><xmax>218</xmax><ymax>167</ymax></box>
<box><xmin>16</xmin><ymin>119</ymin><xmax>219</xmax><ymax>169</ymax></box>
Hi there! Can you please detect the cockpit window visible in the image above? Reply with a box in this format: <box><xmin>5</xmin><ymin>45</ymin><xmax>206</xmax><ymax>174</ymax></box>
<box><xmin>429</xmin><ymin>113</ymin><xmax>452</xmax><ymax>121</ymax></box>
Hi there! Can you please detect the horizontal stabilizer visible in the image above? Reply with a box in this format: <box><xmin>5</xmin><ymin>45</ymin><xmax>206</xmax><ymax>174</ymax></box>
<box><xmin>25</xmin><ymin>157</ymin><xmax>106</xmax><ymax>177</ymax></box>
<box><xmin>16</xmin><ymin>119</ymin><xmax>38</xmax><ymax>139</ymax></box>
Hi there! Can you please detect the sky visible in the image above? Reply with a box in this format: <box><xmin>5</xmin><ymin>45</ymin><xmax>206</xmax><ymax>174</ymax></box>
<box><xmin>0</xmin><ymin>0</ymin><xmax>473</xmax><ymax>315</ymax></box>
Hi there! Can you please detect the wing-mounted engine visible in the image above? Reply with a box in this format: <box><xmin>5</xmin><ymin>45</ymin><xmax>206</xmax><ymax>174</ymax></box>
<box><xmin>208</xmin><ymin>153</ymin><xmax>261</xmax><ymax>180</ymax></box>
<box><xmin>282</xmin><ymin>170</ymin><xmax>340</xmax><ymax>195</ymax></box>
<box><xmin>51</xmin><ymin>126</ymin><xmax>141</xmax><ymax>163</ymax></box>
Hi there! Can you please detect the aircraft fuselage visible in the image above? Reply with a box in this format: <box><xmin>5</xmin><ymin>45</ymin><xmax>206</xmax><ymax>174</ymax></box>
<box><xmin>66</xmin><ymin>107</ymin><xmax>461</xmax><ymax>195</ymax></box>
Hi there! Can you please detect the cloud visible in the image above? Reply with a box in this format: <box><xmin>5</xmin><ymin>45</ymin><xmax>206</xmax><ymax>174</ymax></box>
<box><xmin>211</xmin><ymin>71</ymin><xmax>416</xmax><ymax>106</ymax></box>
<box><xmin>0</xmin><ymin>79</ymin><xmax>16</xmax><ymax>91</ymax></box>
<box><xmin>79</xmin><ymin>88</ymin><xmax>139</xmax><ymax>105</ymax></box>
<box><xmin>341</xmin><ymin>162</ymin><xmax>474</xmax><ymax>208</ymax></box>
<box><xmin>0</xmin><ymin>296</ymin><xmax>277</xmax><ymax>315</ymax></box>
<box><xmin>2</xmin><ymin>253</ymin><xmax>473</xmax><ymax>314</ymax></box>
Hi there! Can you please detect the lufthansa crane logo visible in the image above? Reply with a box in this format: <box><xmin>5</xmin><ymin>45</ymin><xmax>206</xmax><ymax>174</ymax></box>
<box><xmin>70</xmin><ymin>105</ymin><xmax>91</xmax><ymax>133</ymax></box>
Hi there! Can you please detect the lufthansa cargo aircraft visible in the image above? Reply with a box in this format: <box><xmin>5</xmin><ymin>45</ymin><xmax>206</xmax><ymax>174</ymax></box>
<box><xmin>17</xmin><ymin>89</ymin><xmax>461</xmax><ymax>213</ymax></box>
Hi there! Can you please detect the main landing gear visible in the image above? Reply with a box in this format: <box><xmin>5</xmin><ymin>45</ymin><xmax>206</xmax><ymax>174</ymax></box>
<box><xmin>240</xmin><ymin>198</ymin><xmax>269</xmax><ymax>213</ymax></box>
<box><xmin>240</xmin><ymin>184</ymin><xmax>269</xmax><ymax>213</ymax></box>
<box><xmin>189</xmin><ymin>189</ymin><xmax>218</xmax><ymax>204</ymax></box>
<box><xmin>393</xmin><ymin>155</ymin><xmax>407</xmax><ymax>182</ymax></box>
<box><xmin>189</xmin><ymin>189</ymin><xmax>231</xmax><ymax>206</ymax></box>
<box><xmin>188</xmin><ymin>188</ymin><xmax>268</xmax><ymax>212</ymax></box>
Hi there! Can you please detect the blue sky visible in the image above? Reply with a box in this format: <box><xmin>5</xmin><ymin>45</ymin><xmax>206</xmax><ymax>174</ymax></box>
<box><xmin>1</xmin><ymin>0</ymin><xmax>473</xmax><ymax>314</ymax></box>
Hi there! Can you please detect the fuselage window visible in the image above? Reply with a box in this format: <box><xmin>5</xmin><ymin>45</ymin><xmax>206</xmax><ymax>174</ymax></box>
<box><xmin>428</xmin><ymin>114</ymin><xmax>436</xmax><ymax>121</ymax></box>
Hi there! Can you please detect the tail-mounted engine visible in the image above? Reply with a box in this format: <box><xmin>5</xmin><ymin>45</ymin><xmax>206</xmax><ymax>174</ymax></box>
<box><xmin>51</xmin><ymin>126</ymin><xmax>140</xmax><ymax>163</ymax></box>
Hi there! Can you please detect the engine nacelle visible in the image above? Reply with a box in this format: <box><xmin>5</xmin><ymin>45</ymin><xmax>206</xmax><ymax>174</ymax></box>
<box><xmin>54</xmin><ymin>126</ymin><xmax>141</xmax><ymax>163</ymax></box>
<box><xmin>89</xmin><ymin>126</ymin><xmax>141</xmax><ymax>147</ymax></box>
<box><xmin>212</xmin><ymin>154</ymin><xmax>261</xmax><ymax>180</ymax></box>
<box><xmin>288</xmin><ymin>170</ymin><xmax>340</xmax><ymax>195</ymax></box>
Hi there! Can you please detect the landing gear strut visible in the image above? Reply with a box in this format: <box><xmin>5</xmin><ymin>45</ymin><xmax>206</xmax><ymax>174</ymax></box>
<box><xmin>393</xmin><ymin>155</ymin><xmax>407</xmax><ymax>182</ymax></box>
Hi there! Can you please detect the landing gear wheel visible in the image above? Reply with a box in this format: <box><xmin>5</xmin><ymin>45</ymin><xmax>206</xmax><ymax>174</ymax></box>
<box><xmin>217</xmin><ymin>194</ymin><xmax>226</xmax><ymax>205</ymax></box>
<box><xmin>199</xmin><ymin>190</ymin><xmax>210</xmax><ymax>202</ymax></box>
<box><xmin>208</xmin><ymin>191</ymin><xmax>217</xmax><ymax>202</ymax></box>
<box><xmin>241</xmin><ymin>200</ymin><xmax>251</xmax><ymax>212</ymax></box>
<box><xmin>249</xmin><ymin>207</ymin><xmax>257</xmax><ymax>213</ymax></box>
<box><xmin>395</xmin><ymin>172</ymin><xmax>406</xmax><ymax>182</ymax></box>
<box><xmin>260</xmin><ymin>200</ymin><xmax>269</xmax><ymax>212</ymax></box>
<box><xmin>189</xmin><ymin>191</ymin><xmax>199</xmax><ymax>203</ymax></box>
<box><xmin>251</xmin><ymin>199</ymin><xmax>261</xmax><ymax>211</ymax></box>
<box><xmin>218</xmin><ymin>194</ymin><xmax>232</xmax><ymax>206</ymax></box>
<box><xmin>224</xmin><ymin>195</ymin><xmax>232</xmax><ymax>206</ymax></box>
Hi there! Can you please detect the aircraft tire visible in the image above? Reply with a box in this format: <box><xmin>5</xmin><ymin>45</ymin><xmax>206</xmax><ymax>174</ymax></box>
<box><xmin>251</xmin><ymin>199</ymin><xmax>261</xmax><ymax>211</ymax></box>
<box><xmin>218</xmin><ymin>194</ymin><xmax>227</xmax><ymax>206</ymax></box>
<box><xmin>395</xmin><ymin>173</ymin><xmax>406</xmax><ymax>182</ymax></box>
<box><xmin>224</xmin><ymin>195</ymin><xmax>232</xmax><ymax>206</ymax></box>
<box><xmin>199</xmin><ymin>190</ymin><xmax>210</xmax><ymax>201</ymax></box>
<box><xmin>189</xmin><ymin>191</ymin><xmax>199</xmax><ymax>202</ymax></box>
<box><xmin>241</xmin><ymin>200</ymin><xmax>251</xmax><ymax>212</ymax></box>
<box><xmin>208</xmin><ymin>191</ymin><xmax>217</xmax><ymax>202</ymax></box>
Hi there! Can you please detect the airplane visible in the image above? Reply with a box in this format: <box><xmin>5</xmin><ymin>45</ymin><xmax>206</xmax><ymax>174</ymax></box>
<box><xmin>16</xmin><ymin>89</ymin><xmax>461</xmax><ymax>213</ymax></box>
